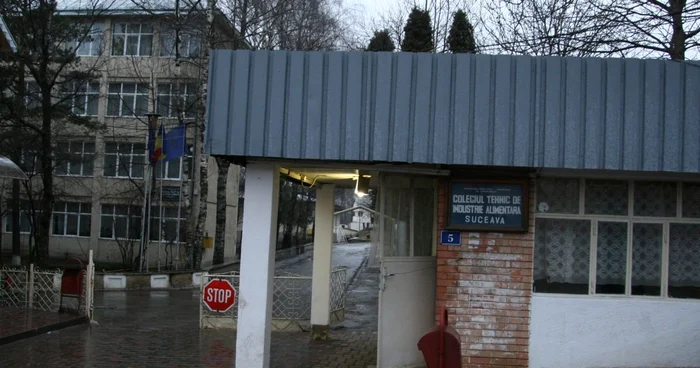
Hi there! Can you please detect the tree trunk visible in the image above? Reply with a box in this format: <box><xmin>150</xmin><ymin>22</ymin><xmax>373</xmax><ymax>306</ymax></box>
<box><xmin>669</xmin><ymin>0</ymin><xmax>686</xmax><ymax>60</ymax></box>
<box><xmin>213</xmin><ymin>157</ymin><xmax>229</xmax><ymax>265</ymax></box>
<box><xmin>11</xmin><ymin>61</ymin><xmax>24</xmax><ymax>266</ymax></box>
<box><xmin>36</xmin><ymin>87</ymin><xmax>54</xmax><ymax>266</ymax></box>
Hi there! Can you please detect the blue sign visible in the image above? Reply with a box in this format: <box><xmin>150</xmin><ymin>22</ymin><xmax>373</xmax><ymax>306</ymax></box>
<box><xmin>440</xmin><ymin>230</ymin><xmax>461</xmax><ymax>246</ymax></box>
<box><xmin>447</xmin><ymin>180</ymin><xmax>528</xmax><ymax>232</ymax></box>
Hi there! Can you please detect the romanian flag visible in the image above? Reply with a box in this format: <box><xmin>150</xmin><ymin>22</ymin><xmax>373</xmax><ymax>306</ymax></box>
<box><xmin>150</xmin><ymin>124</ymin><xmax>166</xmax><ymax>164</ymax></box>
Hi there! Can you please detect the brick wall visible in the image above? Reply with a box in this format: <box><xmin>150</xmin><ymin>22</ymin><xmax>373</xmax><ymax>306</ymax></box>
<box><xmin>435</xmin><ymin>179</ymin><xmax>535</xmax><ymax>368</ymax></box>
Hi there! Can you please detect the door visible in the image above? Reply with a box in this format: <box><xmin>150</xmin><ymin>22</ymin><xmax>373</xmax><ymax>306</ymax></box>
<box><xmin>377</xmin><ymin>175</ymin><xmax>437</xmax><ymax>368</ymax></box>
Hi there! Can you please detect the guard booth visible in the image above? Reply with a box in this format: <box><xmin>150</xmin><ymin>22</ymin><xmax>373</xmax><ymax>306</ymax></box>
<box><xmin>206</xmin><ymin>50</ymin><xmax>700</xmax><ymax>368</ymax></box>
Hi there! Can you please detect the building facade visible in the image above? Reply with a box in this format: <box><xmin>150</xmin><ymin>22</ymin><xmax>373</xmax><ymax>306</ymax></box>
<box><xmin>3</xmin><ymin>7</ymin><xmax>240</xmax><ymax>269</ymax></box>
<box><xmin>207</xmin><ymin>50</ymin><xmax>700</xmax><ymax>367</ymax></box>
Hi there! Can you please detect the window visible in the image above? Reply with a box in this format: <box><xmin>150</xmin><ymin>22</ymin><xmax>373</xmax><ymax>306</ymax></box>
<box><xmin>149</xmin><ymin>206</ymin><xmax>186</xmax><ymax>243</ymax></box>
<box><xmin>52</xmin><ymin>202</ymin><xmax>91</xmax><ymax>237</ymax></box>
<box><xmin>111</xmin><ymin>23</ymin><xmax>153</xmax><ymax>56</ymax></box>
<box><xmin>71</xmin><ymin>24</ymin><xmax>104</xmax><ymax>56</ymax></box>
<box><xmin>62</xmin><ymin>82</ymin><xmax>100</xmax><ymax>116</ymax></box>
<box><xmin>55</xmin><ymin>141</ymin><xmax>95</xmax><ymax>177</ymax></box>
<box><xmin>156</xmin><ymin>83</ymin><xmax>198</xmax><ymax>118</ymax></box>
<box><xmin>160</xmin><ymin>29</ymin><xmax>201</xmax><ymax>58</ymax></box>
<box><xmin>534</xmin><ymin>178</ymin><xmax>700</xmax><ymax>299</ymax></box>
<box><xmin>103</xmin><ymin>142</ymin><xmax>145</xmax><ymax>178</ymax></box>
<box><xmin>5</xmin><ymin>201</ymin><xmax>40</xmax><ymax>234</ymax></box>
<box><xmin>381</xmin><ymin>175</ymin><xmax>435</xmax><ymax>257</ymax></box>
<box><xmin>100</xmin><ymin>205</ymin><xmax>142</xmax><ymax>239</ymax></box>
<box><xmin>155</xmin><ymin>155</ymin><xmax>191</xmax><ymax>180</ymax></box>
<box><xmin>107</xmin><ymin>83</ymin><xmax>149</xmax><ymax>117</ymax></box>
<box><xmin>18</xmin><ymin>149</ymin><xmax>41</xmax><ymax>174</ymax></box>
<box><xmin>25</xmin><ymin>82</ymin><xmax>41</xmax><ymax>109</ymax></box>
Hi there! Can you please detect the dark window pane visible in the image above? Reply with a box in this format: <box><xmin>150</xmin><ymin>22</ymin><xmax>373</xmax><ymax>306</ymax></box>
<box><xmin>596</xmin><ymin>222</ymin><xmax>627</xmax><ymax>295</ymax></box>
<box><xmin>107</xmin><ymin>95</ymin><xmax>120</xmax><ymax>116</ymax></box>
<box><xmin>632</xmin><ymin>223</ymin><xmax>662</xmax><ymax>296</ymax></box>
<box><xmin>100</xmin><ymin>217</ymin><xmax>113</xmax><ymax>238</ymax></box>
<box><xmin>67</xmin><ymin>203</ymin><xmax>80</xmax><ymax>213</ymax></box>
<box><xmin>682</xmin><ymin>183</ymin><xmax>700</xmax><ymax>218</ymax></box>
<box><xmin>115</xmin><ymin>217</ymin><xmax>127</xmax><ymax>238</ymax></box>
<box><xmin>537</xmin><ymin>178</ymin><xmax>579</xmax><ymax>214</ymax></box>
<box><xmin>585</xmin><ymin>180</ymin><xmax>628</xmax><ymax>216</ymax></box>
<box><xmin>79</xmin><ymin>215</ymin><xmax>91</xmax><ymax>237</ymax></box>
<box><xmin>52</xmin><ymin>214</ymin><xmax>64</xmax><ymax>235</ymax></box>
<box><xmin>66</xmin><ymin>214</ymin><xmax>78</xmax><ymax>235</ymax></box>
<box><xmin>139</xmin><ymin>35</ymin><xmax>153</xmax><ymax>56</ymax></box>
<box><xmin>669</xmin><ymin>223</ymin><xmax>700</xmax><ymax>299</ymax></box>
<box><xmin>634</xmin><ymin>181</ymin><xmax>676</xmax><ymax>217</ymax></box>
<box><xmin>105</xmin><ymin>143</ymin><xmax>118</xmax><ymax>154</ymax></box>
<box><xmin>126</xmin><ymin>35</ymin><xmax>139</xmax><ymax>55</ymax></box>
<box><xmin>167</xmin><ymin>160</ymin><xmax>180</xmax><ymax>178</ymax></box>
<box><xmin>103</xmin><ymin>155</ymin><xmax>117</xmax><ymax>177</ymax></box>
<box><xmin>111</xmin><ymin>34</ymin><xmax>125</xmax><ymax>55</ymax></box>
<box><xmin>83</xmin><ymin>154</ymin><xmax>94</xmax><ymax>176</ymax></box>
<box><xmin>534</xmin><ymin>218</ymin><xmax>591</xmax><ymax>294</ymax></box>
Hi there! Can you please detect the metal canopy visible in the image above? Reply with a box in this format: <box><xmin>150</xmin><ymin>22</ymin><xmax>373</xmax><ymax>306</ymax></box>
<box><xmin>206</xmin><ymin>50</ymin><xmax>700</xmax><ymax>174</ymax></box>
<box><xmin>0</xmin><ymin>155</ymin><xmax>28</xmax><ymax>180</ymax></box>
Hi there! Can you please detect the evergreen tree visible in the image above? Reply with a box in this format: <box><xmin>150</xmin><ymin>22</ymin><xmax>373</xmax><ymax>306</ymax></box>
<box><xmin>366</xmin><ymin>29</ymin><xmax>395</xmax><ymax>52</ymax></box>
<box><xmin>448</xmin><ymin>10</ymin><xmax>476</xmax><ymax>54</ymax></box>
<box><xmin>401</xmin><ymin>7</ymin><xmax>433</xmax><ymax>52</ymax></box>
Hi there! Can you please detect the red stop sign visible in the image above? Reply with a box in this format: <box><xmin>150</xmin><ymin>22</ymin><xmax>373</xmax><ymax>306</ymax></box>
<box><xmin>203</xmin><ymin>279</ymin><xmax>236</xmax><ymax>312</ymax></box>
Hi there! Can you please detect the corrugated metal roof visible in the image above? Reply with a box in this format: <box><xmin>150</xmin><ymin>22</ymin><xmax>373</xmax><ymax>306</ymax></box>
<box><xmin>205</xmin><ymin>50</ymin><xmax>700</xmax><ymax>174</ymax></box>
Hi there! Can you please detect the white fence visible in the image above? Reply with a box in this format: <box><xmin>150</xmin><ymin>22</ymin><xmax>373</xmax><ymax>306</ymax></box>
<box><xmin>200</xmin><ymin>267</ymin><xmax>347</xmax><ymax>331</ymax></box>
<box><xmin>0</xmin><ymin>251</ymin><xmax>95</xmax><ymax>320</ymax></box>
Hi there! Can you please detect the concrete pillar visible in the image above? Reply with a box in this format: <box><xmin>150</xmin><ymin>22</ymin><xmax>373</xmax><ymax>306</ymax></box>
<box><xmin>310</xmin><ymin>183</ymin><xmax>335</xmax><ymax>340</ymax></box>
<box><xmin>235</xmin><ymin>163</ymin><xmax>280</xmax><ymax>368</ymax></box>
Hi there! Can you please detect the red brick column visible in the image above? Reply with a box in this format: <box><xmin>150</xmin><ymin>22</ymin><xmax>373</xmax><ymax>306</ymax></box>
<box><xmin>435</xmin><ymin>179</ymin><xmax>535</xmax><ymax>367</ymax></box>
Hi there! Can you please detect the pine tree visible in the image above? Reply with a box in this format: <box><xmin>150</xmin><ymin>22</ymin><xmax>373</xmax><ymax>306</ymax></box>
<box><xmin>367</xmin><ymin>29</ymin><xmax>395</xmax><ymax>52</ymax></box>
<box><xmin>448</xmin><ymin>10</ymin><xmax>476</xmax><ymax>54</ymax></box>
<box><xmin>401</xmin><ymin>7</ymin><xmax>434</xmax><ymax>52</ymax></box>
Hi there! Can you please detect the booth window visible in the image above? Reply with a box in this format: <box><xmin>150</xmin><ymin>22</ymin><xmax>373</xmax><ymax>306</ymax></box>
<box><xmin>535</xmin><ymin>178</ymin><xmax>700</xmax><ymax>299</ymax></box>
<box><xmin>380</xmin><ymin>175</ymin><xmax>435</xmax><ymax>257</ymax></box>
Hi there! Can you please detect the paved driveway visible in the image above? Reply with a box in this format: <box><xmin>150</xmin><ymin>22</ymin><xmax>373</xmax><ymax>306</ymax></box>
<box><xmin>2</xmin><ymin>243</ymin><xmax>378</xmax><ymax>368</ymax></box>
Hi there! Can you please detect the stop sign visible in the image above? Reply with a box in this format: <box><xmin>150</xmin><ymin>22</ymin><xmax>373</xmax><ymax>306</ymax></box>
<box><xmin>203</xmin><ymin>279</ymin><xmax>236</xmax><ymax>312</ymax></box>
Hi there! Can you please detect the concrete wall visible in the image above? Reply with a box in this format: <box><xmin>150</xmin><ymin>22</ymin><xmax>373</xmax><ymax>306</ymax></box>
<box><xmin>530</xmin><ymin>294</ymin><xmax>700</xmax><ymax>368</ymax></box>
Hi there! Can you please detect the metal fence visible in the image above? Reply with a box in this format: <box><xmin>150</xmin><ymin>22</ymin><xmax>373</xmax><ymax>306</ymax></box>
<box><xmin>0</xmin><ymin>251</ymin><xmax>95</xmax><ymax>320</ymax></box>
<box><xmin>200</xmin><ymin>266</ymin><xmax>347</xmax><ymax>331</ymax></box>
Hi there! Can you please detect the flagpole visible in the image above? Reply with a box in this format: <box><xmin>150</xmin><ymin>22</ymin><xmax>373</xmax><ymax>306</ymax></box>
<box><xmin>158</xmin><ymin>159</ymin><xmax>164</xmax><ymax>272</ymax></box>
<box><xmin>174</xmin><ymin>122</ymin><xmax>186</xmax><ymax>271</ymax></box>
<box><xmin>138</xmin><ymin>163</ymin><xmax>150</xmax><ymax>272</ymax></box>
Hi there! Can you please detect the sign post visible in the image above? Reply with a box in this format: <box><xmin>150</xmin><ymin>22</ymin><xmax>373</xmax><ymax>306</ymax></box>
<box><xmin>447</xmin><ymin>180</ymin><xmax>528</xmax><ymax>232</ymax></box>
<box><xmin>203</xmin><ymin>279</ymin><xmax>236</xmax><ymax>312</ymax></box>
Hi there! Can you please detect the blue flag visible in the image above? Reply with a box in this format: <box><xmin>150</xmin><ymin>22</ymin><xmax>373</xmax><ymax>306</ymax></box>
<box><xmin>163</xmin><ymin>123</ymin><xmax>187</xmax><ymax>162</ymax></box>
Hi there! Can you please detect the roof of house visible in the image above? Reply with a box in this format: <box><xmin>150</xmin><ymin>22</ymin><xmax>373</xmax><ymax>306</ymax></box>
<box><xmin>0</xmin><ymin>16</ymin><xmax>17</xmax><ymax>52</ymax></box>
<box><xmin>205</xmin><ymin>50</ymin><xmax>700</xmax><ymax>175</ymax></box>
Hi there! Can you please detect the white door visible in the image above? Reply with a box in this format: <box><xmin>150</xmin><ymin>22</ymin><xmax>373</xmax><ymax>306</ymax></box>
<box><xmin>377</xmin><ymin>175</ymin><xmax>437</xmax><ymax>368</ymax></box>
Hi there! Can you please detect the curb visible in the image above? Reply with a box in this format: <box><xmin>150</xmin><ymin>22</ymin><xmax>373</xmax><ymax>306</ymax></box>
<box><xmin>0</xmin><ymin>315</ymin><xmax>88</xmax><ymax>346</ymax></box>
<box><xmin>346</xmin><ymin>256</ymin><xmax>368</xmax><ymax>292</ymax></box>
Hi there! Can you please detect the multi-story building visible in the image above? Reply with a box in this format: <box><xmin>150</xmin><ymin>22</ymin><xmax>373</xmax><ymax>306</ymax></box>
<box><xmin>2</xmin><ymin>5</ymin><xmax>241</xmax><ymax>269</ymax></box>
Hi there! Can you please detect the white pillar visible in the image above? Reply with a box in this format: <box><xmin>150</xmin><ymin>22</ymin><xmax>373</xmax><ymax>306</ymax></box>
<box><xmin>235</xmin><ymin>163</ymin><xmax>279</xmax><ymax>368</ymax></box>
<box><xmin>310</xmin><ymin>183</ymin><xmax>335</xmax><ymax>340</ymax></box>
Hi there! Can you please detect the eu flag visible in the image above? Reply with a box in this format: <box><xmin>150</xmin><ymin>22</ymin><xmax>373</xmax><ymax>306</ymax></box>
<box><xmin>163</xmin><ymin>122</ymin><xmax>187</xmax><ymax>162</ymax></box>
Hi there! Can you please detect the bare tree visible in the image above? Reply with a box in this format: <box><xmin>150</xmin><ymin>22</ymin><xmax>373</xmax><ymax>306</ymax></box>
<box><xmin>589</xmin><ymin>0</ymin><xmax>700</xmax><ymax>60</ymax></box>
<box><xmin>0</xmin><ymin>0</ymin><xmax>110</xmax><ymax>265</ymax></box>
<box><xmin>479</xmin><ymin>0</ymin><xmax>619</xmax><ymax>56</ymax></box>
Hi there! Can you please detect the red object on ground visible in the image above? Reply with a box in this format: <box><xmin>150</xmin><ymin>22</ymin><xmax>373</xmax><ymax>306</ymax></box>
<box><xmin>60</xmin><ymin>258</ymin><xmax>86</xmax><ymax>313</ymax></box>
<box><xmin>203</xmin><ymin>279</ymin><xmax>236</xmax><ymax>312</ymax></box>
<box><xmin>417</xmin><ymin>307</ymin><xmax>462</xmax><ymax>368</ymax></box>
